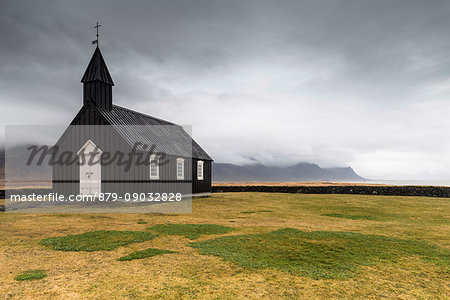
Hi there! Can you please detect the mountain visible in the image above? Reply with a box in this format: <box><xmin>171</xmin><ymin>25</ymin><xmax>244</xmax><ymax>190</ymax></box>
<box><xmin>0</xmin><ymin>149</ymin><xmax>4</xmax><ymax>180</ymax></box>
<box><xmin>0</xmin><ymin>146</ymin><xmax>52</xmax><ymax>181</ymax></box>
<box><xmin>212</xmin><ymin>162</ymin><xmax>366</xmax><ymax>182</ymax></box>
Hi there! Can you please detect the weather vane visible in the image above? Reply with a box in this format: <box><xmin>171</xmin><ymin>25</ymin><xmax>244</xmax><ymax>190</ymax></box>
<box><xmin>92</xmin><ymin>22</ymin><xmax>101</xmax><ymax>45</ymax></box>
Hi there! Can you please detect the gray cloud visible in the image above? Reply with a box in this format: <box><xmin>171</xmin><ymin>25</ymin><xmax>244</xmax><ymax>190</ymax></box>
<box><xmin>2</xmin><ymin>0</ymin><xmax>450</xmax><ymax>179</ymax></box>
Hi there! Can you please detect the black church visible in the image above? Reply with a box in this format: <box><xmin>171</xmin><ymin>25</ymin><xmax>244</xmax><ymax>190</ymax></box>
<box><xmin>52</xmin><ymin>44</ymin><xmax>212</xmax><ymax>198</ymax></box>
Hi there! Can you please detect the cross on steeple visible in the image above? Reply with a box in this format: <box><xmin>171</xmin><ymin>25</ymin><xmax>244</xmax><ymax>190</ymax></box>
<box><xmin>92</xmin><ymin>22</ymin><xmax>101</xmax><ymax>45</ymax></box>
<box><xmin>82</xmin><ymin>24</ymin><xmax>114</xmax><ymax>109</ymax></box>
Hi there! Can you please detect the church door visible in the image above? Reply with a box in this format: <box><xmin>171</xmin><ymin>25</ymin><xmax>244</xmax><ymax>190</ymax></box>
<box><xmin>78</xmin><ymin>140</ymin><xmax>102</xmax><ymax>196</ymax></box>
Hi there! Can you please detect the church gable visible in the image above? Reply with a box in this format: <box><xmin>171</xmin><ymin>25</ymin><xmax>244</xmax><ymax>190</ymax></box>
<box><xmin>70</xmin><ymin>101</ymin><xmax>110</xmax><ymax>126</ymax></box>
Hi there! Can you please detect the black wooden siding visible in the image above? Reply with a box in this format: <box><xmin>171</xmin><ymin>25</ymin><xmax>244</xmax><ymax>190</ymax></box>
<box><xmin>192</xmin><ymin>159</ymin><xmax>212</xmax><ymax>193</ymax></box>
<box><xmin>52</xmin><ymin>127</ymin><xmax>199</xmax><ymax>196</ymax></box>
<box><xmin>54</xmin><ymin>45</ymin><xmax>212</xmax><ymax>197</ymax></box>
<box><xmin>83</xmin><ymin>81</ymin><xmax>112</xmax><ymax>110</ymax></box>
<box><xmin>53</xmin><ymin>105</ymin><xmax>212</xmax><ymax>196</ymax></box>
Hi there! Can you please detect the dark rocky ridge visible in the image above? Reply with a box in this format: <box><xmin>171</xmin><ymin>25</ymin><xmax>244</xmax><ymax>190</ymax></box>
<box><xmin>212</xmin><ymin>185</ymin><xmax>450</xmax><ymax>198</ymax></box>
<box><xmin>213</xmin><ymin>162</ymin><xmax>365</xmax><ymax>182</ymax></box>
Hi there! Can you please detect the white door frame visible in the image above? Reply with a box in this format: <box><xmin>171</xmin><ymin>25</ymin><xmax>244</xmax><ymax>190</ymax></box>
<box><xmin>77</xmin><ymin>139</ymin><xmax>102</xmax><ymax>196</ymax></box>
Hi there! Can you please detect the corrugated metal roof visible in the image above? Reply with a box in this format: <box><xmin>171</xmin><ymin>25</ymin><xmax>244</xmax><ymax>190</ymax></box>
<box><xmin>97</xmin><ymin>105</ymin><xmax>212</xmax><ymax>160</ymax></box>
<box><xmin>81</xmin><ymin>46</ymin><xmax>115</xmax><ymax>86</ymax></box>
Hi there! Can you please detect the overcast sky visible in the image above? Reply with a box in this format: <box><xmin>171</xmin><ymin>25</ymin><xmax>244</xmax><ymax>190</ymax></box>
<box><xmin>2</xmin><ymin>0</ymin><xmax>450</xmax><ymax>180</ymax></box>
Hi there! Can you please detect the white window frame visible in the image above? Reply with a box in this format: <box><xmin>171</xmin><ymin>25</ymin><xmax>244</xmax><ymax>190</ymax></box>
<box><xmin>176</xmin><ymin>158</ymin><xmax>185</xmax><ymax>180</ymax></box>
<box><xmin>149</xmin><ymin>154</ymin><xmax>159</xmax><ymax>180</ymax></box>
<box><xmin>197</xmin><ymin>160</ymin><xmax>204</xmax><ymax>180</ymax></box>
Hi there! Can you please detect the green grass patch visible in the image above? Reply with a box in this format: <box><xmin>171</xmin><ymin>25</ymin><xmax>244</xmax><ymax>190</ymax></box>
<box><xmin>321</xmin><ymin>213</ymin><xmax>376</xmax><ymax>220</ymax></box>
<box><xmin>190</xmin><ymin>228</ymin><xmax>449</xmax><ymax>279</ymax></box>
<box><xmin>137</xmin><ymin>220</ymin><xmax>148</xmax><ymax>224</ymax></box>
<box><xmin>40</xmin><ymin>230</ymin><xmax>157</xmax><ymax>251</ymax></box>
<box><xmin>148</xmin><ymin>224</ymin><xmax>234</xmax><ymax>239</ymax></box>
<box><xmin>15</xmin><ymin>270</ymin><xmax>47</xmax><ymax>281</ymax></box>
<box><xmin>240</xmin><ymin>210</ymin><xmax>274</xmax><ymax>214</ymax></box>
<box><xmin>118</xmin><ymin>248</ymin><xmax>177</xmax><ymax>261</ymax></box>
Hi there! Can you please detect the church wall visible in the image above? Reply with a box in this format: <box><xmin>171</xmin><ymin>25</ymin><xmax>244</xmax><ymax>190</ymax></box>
<box><xmin>53</xmin><ymin>106</ymin><xmax>212</xmax><ymax>197</ymax></box>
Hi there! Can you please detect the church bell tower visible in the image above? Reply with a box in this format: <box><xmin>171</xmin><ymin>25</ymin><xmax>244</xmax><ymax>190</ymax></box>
<box><xmin>81</xmin><ymin>46</ymin><xmax>114</xmax><ymax>110</ymax></box>
<box><xmin>81</xmin><ymin>23</ymin><xmax>114</xmax><ymax>110</ymax></box>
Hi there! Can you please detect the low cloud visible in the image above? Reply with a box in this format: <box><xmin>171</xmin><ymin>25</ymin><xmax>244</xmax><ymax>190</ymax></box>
<box><xmin>2</xmin><ymin>0</ymin><xmax>450</xmax><ymax>180</ymax></box>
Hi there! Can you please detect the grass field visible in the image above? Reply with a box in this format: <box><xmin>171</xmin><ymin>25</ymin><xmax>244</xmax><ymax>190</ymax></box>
<box><xmin>0</xmin><ymin>192</ymin><xmax>449</xmax><ymax>299</ymax></box>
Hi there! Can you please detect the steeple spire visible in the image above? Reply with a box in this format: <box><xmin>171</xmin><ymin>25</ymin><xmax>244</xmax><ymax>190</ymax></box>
<box><xmin>81</xmin><ymin>46</ymin><xmax>114</xmax><ymax>86</ymax></box>
<box><xmin>81</xmin><ymin>44</ymin><xmax>114</xmax><ymax>109</ymax></box>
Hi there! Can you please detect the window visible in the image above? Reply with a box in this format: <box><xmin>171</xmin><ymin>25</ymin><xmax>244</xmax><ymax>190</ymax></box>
<box><xmin>177</xmin><ymin>158</ymin><xmax>184</xmax><ymax>180</ymax></box>
<box><xmin>197</xmin><ymin>160</ymin><xmax>204</xmax><ymax>180</ymax></box>
<box><xmin>150</xmin><ymin>155</ymin><xmax>159</xmax><ymax>180</ymax></box>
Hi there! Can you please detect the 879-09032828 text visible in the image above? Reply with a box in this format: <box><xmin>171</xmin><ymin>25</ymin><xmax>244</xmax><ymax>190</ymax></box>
<box><xmin>8</xmin><ymin>192</ymin><xmax>183</xmax><ymax>202</ymax></box>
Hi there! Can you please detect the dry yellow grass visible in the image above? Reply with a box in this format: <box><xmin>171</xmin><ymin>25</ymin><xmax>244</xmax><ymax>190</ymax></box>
<box><xmin>0</xmin><ymin>180</ymin><xmax>51</xmax><ymax>190</ymax></box>
<box><xmin>0</xmin><ymin>193</ymin><xmax>449</xmax><ymax>299</ymax></box>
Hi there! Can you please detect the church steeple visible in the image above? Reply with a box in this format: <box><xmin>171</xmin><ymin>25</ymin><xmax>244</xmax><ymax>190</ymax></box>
<box><xmin>81</xmin><ymin>46</ymin><xmax>114</xmax><ymax>110</ymax></box>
